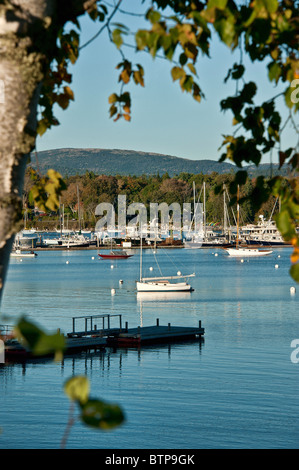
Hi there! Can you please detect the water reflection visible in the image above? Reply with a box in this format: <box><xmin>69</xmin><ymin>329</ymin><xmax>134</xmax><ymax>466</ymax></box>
<box><xmin>136</xmin><ymin>291</ymin><xmax>193</xmax><ymax>302</ymax></box>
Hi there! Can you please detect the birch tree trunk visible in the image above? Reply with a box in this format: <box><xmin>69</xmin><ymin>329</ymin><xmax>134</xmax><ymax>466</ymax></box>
<box><xmin>0</xmin><ymin>0</ymin><xmax>91</xmax><ymax>303</ymax></box>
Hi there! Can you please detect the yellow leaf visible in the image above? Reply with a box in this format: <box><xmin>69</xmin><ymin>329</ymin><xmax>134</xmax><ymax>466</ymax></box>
<box><xmin>64</xmin><ymin>86</ymin><xmax>74</xmax><ymax>100</ymax></box>
<box><xmin>64</xmin><ymin>376</ymin><xmax>90</xmax><ymax>404</ymax></box>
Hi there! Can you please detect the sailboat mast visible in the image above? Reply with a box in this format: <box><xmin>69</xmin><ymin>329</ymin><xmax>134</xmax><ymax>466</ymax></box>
<box><xmin>203</xmin><ymin>181</ymin><xmax>206</xmax><ymax>240</ymax></box>
<box><xmin>77</xmin><ymin>185</ymin><xmax>81</xmax><ymax>232</ymax></box>
<box><xmin>140</xmin><ymin>227</ymin><xmax>142</xmax><ymax>281</ymax></box>
<box><xmin>223</xmin><ymin>183</ymin><xmax>227</xmax><ymax>235</ymax></box>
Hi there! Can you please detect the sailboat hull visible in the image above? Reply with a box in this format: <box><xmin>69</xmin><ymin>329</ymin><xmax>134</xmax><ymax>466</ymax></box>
<box><xmin>136</xmin><ymin>281</ymin><xmax>194</xmax><ymax>292</ymax></box>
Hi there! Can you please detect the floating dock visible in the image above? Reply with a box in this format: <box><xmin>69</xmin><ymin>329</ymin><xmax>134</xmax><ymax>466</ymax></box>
<box><xmin>106</xmin><ymin>320</ymin><xmax>204</xmax><ymax>347</ymax></box>
<box><xmin>1</xmin><ymin>314</ymin><xmax>204</xmax><ymax>362</ymax></box>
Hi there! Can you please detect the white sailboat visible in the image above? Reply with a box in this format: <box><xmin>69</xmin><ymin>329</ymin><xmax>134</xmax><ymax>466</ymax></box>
<box><xmin>136</xmin><ymin>233</ymin><xmax>195</xmax><ymax>292</ymax></box>
<box><xmin>224</xmin><ymin>186</ymin><xmax>273</xmax><ymax>258</ymax></box>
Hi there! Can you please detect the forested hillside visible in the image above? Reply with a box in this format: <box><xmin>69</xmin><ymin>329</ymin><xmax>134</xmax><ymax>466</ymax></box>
<box><xmin>32</xmin><ymin>148</ymin><xmax>290</xmax><ymax>178</ymax></box>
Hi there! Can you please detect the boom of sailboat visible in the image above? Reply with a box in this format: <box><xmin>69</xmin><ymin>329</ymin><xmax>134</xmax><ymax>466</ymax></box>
<box><xmin>140</xmin><ymin>273</ymin><xmax>195</xmax><ymax>281</ymax></box>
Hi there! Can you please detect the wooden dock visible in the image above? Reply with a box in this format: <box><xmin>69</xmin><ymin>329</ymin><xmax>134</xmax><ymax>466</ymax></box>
<box><xmin>2</xmin><ymin>315</ymin><xmax>204</xmax><ymax>362</ymax></box>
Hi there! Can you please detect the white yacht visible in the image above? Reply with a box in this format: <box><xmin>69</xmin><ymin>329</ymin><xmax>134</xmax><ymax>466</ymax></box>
<box><xmin>241</xmin><ymin>216</ymin><xmax>288</xmax><ymax>246</ymax></box>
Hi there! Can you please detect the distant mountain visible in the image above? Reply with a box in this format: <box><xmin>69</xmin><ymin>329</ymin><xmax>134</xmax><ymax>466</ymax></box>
<box><xmin>31</xmin><ymin>148</ymin><xmax>291</xmax><ymax>177</ymax></box>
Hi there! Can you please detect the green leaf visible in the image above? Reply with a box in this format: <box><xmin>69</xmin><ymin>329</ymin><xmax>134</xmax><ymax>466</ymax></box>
<box><xmin>263</xmin><ymin>0</ymin><xmax>279</xmax><ymax>14</ymax></box>
<box><xmin>171</xmin><ymin>66</ymin><xmax>185</xmax><ymax>81</ymax></box>
<box><xmin>231</xmin><ymin>64</ymin><xmax>245</xmax><ymax>80</ymax></box>
<box><xmin>268</xmin><ymin>62</ymin><xmax>281</xmax><ymax>83</ymax></box>
<box><xmin>112</xmin><ymin>29</ymin><xmax>123</xmax><ymax>49</ymax></box>
<box><xmin>290</xmin><ymin>263</ymin><xmax>299</xmax><ymax>283</ymax></box>
<box><xmin>275</xmin><ymin>209</ymin><xmax>296</xmax><ymax>240</ymax></box>
<box><xmin>15</xmin><ymin>317</ymin><xmax>65</xmax><ymax>359</ymax></box>
<box><xmin>36</xmin><ymin>119</ymin><xmax>49</xmax><ymax>137</ymax></box>
<box><xmin>207</xmin><ymin>0</ymin><xmax>228</xmax><ymax>8</ymax></box>
<box><xmin>64</xmin><ymin>376</ymin><xmax>90</xmax><ymax>404</ymax></box>
<box><xmin>146</xmin><ymin>9</ymin><xmax>161</xmax><ymax>24</ymax></box>
<box><xmin>214</xmin><ymin>16</ymin><xmax>236</xmax><ymax>47</ymax></box>
<box><xmin>240</xmin><ymin>82</ymin><xmax>257</xmax><ymax>103</ymax></box>
<box><xmin>80</xmin><ymin>399</ymin><xmax>125</xmax><ymax>430</ymax></box>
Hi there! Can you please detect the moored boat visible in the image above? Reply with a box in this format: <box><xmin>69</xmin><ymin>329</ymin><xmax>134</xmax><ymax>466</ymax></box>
<box><xmin>224</xmin><ymin>186</ymin><xmax>273</xmax><ymax>257</ymax></box>
<box><xmin>224</xmin><ymin>247</ymin><xmax>273</xmax><ymax>257</ymax></box>
<box><xmin>10</xmin><ymin>249</ymin><xmax>38</xmax><ymax>258</ymax></box>
<box><xmin>98</xmin><ymin>250</ymin><xmax>133</xmax><ymax>259</ymax></box>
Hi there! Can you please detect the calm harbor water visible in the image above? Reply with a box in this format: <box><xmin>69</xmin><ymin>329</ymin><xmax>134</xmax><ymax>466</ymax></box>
<box><xmin>0</xmin><ymin>247</ymin><xmax>299</xmax><ymax>449</ymax></box>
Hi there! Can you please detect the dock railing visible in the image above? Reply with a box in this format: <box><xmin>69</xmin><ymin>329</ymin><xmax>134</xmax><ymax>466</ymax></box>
<box><xmin>68</xmin><ymin>314</ymin><xmax>123</xmax><ymax>338</ymax></box>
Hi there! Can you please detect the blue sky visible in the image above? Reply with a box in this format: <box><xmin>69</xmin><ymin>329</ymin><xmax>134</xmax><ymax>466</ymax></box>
<box><xmin>36</xmin><ymin>1</ymin><xmax>296</xmax><ymax>165</ymax></box>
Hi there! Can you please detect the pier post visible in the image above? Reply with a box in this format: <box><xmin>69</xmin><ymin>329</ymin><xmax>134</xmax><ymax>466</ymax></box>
<box><xmin>125</xmin><ymin>321</ymin><xmax>128</xmax><ymax>332</ymax></box>
<box><xmin>199</xmin><ymin>321</ymin><xmax>201</xmax><ymax>328</ymax></box>
<box><xmin>156</xmin><ymin>318</ymin><xmax>159</xmax><ymax>326</ymax></box>
<box><xmin>168</xmin><ymin>323</ymin><xmax>171</xmax><ymax>330</ymax></box>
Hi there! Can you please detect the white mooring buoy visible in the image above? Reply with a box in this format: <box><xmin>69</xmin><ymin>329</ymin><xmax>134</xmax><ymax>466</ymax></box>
<box><xmin>66</xmin><ymin>261</ymin><xmax>69</xmax><ymax>264</ymax></box>
<box><xmin>149</xmin><ymin>266</ymin><xmax>153</xmax><ymax>271</ymax></box>
<box><xmin>177</xmin><ymin>271</ymin><xmax>181</xmax><ymax>276</ymax></box>
<box><xmin>290</xmin><ymin>286</ymin><xmax>296</xmax><ymax>295</ymax></box>
<box><xmin>111</xmin><ymin>265</ymin><xmax>114</xmax><ymax>269</ymax></box>
<box><xmin>119</xmin><ymin>279</ymin><xmax>123</xmax><ymax>284</ymax></box>
<box><xmin>275</xmin><ymin>264</ymin><xmax>279</xmax><ymax>269</ymax></box>
<box><xmin>111</xmin><ymin>288</ymin><xmax>116</xmax><ymax>295</ymax></box>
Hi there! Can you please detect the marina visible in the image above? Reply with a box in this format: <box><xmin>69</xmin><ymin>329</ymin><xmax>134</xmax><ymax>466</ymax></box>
<box><xmin>0</xmin><ymin>247</ymin><xmax>299</xmax><ymax>449</ymax></box>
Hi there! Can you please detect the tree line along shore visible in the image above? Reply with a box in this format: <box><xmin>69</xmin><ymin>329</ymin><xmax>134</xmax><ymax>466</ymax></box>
<box><xmin>23</xmin><ymin>168</ymin><xmax>285</xmax><ymax>231</ymax></box>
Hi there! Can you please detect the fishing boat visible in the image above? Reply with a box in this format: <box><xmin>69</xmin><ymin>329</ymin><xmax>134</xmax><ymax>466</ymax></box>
<box><xmin>136</xmin><ymin>235</ymin><xmax>195</xmax><ymax>292</ymax></box>
<box><xmin>98</xmin><ymin>250</ymin><xmax>133</xmax><ymax>259</ymax></box>
<box><xmin>224</xmin><ymin>186</ymin><xmax>273</xmax><ymax>257</ymax></box>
